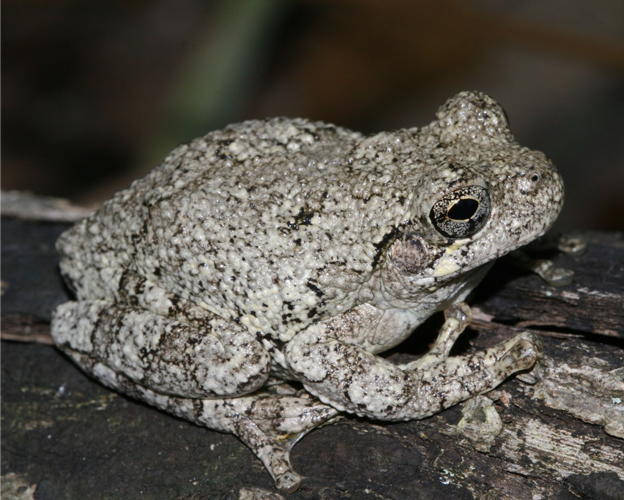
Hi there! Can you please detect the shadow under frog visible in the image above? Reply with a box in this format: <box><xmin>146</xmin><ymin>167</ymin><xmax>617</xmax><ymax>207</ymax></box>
<box><xmin>51</xmin><ymin>91</ymin><xmax>564</xmax><ymax>492</ymax></box>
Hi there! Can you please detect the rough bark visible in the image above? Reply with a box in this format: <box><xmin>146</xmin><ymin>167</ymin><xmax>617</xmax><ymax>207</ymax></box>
<box><xmin>2</xmin><ymin>195</ymin><xmax>623</xmax><ymax>500</ymax></box>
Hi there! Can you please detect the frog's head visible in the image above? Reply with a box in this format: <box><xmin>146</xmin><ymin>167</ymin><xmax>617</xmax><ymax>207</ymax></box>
<box><xmin>387</xmin><ymin>91</ymin><xmax>564</xmax><ymax>288</ymax></box>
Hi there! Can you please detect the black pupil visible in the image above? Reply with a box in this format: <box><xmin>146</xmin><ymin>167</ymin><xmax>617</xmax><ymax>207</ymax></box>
<box><xmin>447</xmin><ymin>198</ymin><xmax>479</xmax><ymax>221</ymax></box>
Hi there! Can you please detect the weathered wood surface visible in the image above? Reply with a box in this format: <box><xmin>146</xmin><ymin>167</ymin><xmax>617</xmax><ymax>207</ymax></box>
<box><xmin>2</xmin><ymin>203</ymin><xmax>623</xmax><ymax>500</ymax></box>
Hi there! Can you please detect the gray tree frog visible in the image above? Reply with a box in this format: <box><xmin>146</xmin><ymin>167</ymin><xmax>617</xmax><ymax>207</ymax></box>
<box><xmin>51</xmin><ymin>91</ymin><xmax>564</xmax><ymax>492</ymax></box>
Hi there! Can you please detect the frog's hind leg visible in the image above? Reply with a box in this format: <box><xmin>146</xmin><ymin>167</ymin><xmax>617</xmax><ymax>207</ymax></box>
<box><xmin>51</xmin><ymin>299</ymin><xmax>271</xmax><ymax>399</ymax></box>
<box><xmin>55</xmin><ymin>349</ymin><xmax>338</xmax><ymax>493</ymax></box>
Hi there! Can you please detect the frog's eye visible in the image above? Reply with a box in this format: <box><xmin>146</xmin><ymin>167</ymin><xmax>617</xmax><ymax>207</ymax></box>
<box><xmin>430</xmin><ymin>186</ymin><xmax>491</xmax><ymax>239</ymax></box>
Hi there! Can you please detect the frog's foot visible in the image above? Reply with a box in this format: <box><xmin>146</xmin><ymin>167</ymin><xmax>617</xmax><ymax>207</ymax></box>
<box><xmin>221</xmin><ymin>391</ymin><xmax>340</xmax><ymax>492</ymax></box>
<box><xmin>508</xmin><ymin>246</ymin><xmax>574</xmax><ymax>287</ymax></box>
<box><xmin>525</xmin><ymin>257</ymin><xmax>574</xmax><ymax>287</ymax></box>
<box><xmin>409</xmin><ymin>330</ymin><xmax>543</xmax><ymax>415</ymax></box>
<box><xmin>400</xmin><ymin>302</ymin><xmax>472</xmax><ymax>371</ymax></box>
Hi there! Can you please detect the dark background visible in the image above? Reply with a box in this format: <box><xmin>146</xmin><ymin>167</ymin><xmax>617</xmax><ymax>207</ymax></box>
<box><xmin>3</xmin><ymin>0</ymin><xmax>624</xmax><ymax>231</ymax></box>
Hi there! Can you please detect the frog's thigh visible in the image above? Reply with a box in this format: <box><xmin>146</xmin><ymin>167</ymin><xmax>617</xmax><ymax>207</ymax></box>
<box><xmin>52</xmin><ymin>300</ymin><xmax>270</xmax><ymax>398</ymax></box>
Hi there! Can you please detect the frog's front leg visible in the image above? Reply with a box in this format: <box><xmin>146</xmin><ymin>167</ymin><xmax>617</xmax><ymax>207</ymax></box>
<box><xmin>285</xmin><ymin>304</ymin><xmax>542</xmax><ymax>421</ymax></box>
<box><xmin>401</xmin><ymin>302</ymin><xmax>472</xmax><ymax>371</ymax></box>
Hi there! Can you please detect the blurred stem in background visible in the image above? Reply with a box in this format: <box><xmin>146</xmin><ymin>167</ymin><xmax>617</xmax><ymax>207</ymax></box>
<box><xmin>139</xmin><ymin>0</ymin><xmax>286</xmax><ymax>173</ymax></box>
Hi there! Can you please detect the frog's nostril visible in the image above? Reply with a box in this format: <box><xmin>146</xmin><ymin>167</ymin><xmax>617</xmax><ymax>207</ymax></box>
<box><xmin>517</xmin><ymin>172</ymin><xmax>541</xmax><ymax>195</ymax></box>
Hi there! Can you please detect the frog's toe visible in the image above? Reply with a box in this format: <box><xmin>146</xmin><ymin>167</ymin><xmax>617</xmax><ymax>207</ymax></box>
<box><xmin>274</xmin><ymin>470</ymin><xmax>302</xmax><ymax>493</ymax></box>
<box><xmin>508</xmin><ymin>331</ymin><xmax>543</xmax><ymax>366</ymax></box>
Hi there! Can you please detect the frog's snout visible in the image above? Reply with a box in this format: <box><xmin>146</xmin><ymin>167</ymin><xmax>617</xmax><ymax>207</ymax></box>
<box><xmin>510</xmin><ymin>167</ymin><xmax>564</xmax><ymax>220</ymax></box>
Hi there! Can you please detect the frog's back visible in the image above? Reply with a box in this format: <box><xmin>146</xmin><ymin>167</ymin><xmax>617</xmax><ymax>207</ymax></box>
<box><xmin>58</xmin><ymin>118</ymin><xmax>421</xmax><ymax>340</ymax></box>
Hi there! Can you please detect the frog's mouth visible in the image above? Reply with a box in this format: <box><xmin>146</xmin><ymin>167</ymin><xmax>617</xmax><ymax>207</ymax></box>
<box><xmin>430</xmin><ymin>217</ymin><xmax>557</xmax><ymax>280</ymax></box>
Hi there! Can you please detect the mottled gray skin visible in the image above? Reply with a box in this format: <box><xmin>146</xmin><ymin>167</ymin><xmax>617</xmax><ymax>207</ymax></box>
<box><xmin>52</xmin><ymin>91</ymin><xmax>564</xmax><ymax>492</ymax></box>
